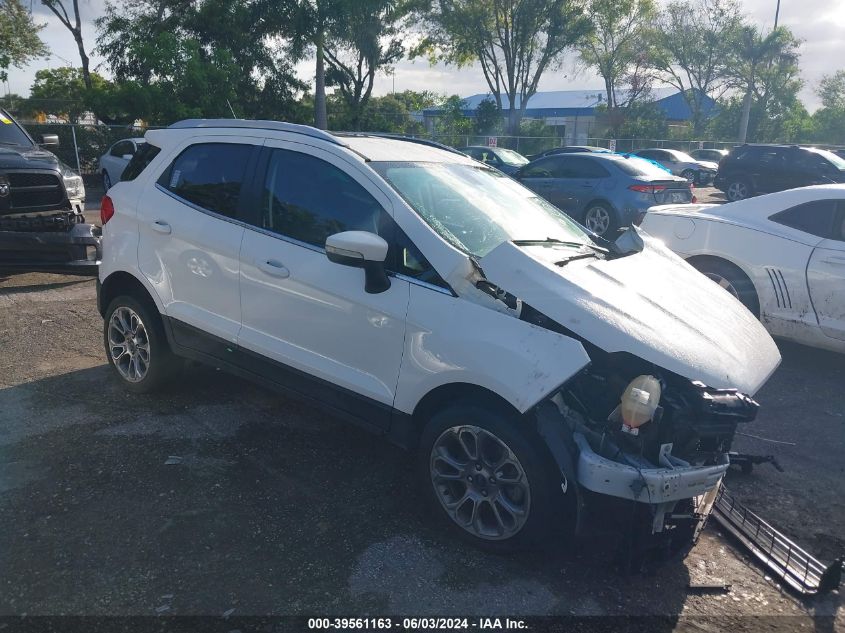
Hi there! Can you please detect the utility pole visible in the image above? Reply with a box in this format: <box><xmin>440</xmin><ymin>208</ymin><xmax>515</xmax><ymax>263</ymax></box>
<box><xmin>774</xmin><ymin>0</ymin><xmax>780</xmax><ymax>28</ymax></box>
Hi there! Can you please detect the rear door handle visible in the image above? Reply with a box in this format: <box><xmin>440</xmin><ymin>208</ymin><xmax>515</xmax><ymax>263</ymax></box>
<box><xmin>256</xmin><ymin>258</ymin><xmax>290</xmax><ymax>278</ymax></box>
<box><xmin>151</xmin><ymin>220</ymin><xmax>171</xmax><ymax>235</ymax></box>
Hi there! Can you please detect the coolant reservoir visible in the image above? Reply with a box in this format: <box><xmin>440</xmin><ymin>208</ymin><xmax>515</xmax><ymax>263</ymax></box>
<box><xmin>620</xmin><ymin>375</ymin><xmax>661</xmax><ymax>428</ymax></box>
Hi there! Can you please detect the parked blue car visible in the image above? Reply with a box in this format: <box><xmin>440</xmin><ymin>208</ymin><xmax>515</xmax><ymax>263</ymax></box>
<box><xmin>514</xmin><ymin>152</ymin><xmax>692</xmax><ymax>237</ymax></box>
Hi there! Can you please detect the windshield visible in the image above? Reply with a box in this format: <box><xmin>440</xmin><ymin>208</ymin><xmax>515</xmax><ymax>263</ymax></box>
<box><xmin>371</xmin><ymin>161</ymin><xmax>590</xmax><ymax>257</ymax></box>
<box><xmin>0</xmin><ymin>111</ymin><xmax>34</xmax><ymax>147</ymax></box>
<box><xmin>808</xmin><ymin>148</ymin><xmax>845</xmax><ymax>170</ymax></box>
<box><xmin>495</xmin><ymin>148</ymin><xmax>529</xmax><ymax>166</ymax></box>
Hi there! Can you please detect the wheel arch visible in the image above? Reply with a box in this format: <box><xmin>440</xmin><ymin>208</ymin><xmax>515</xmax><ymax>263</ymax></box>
<box><xmin>684</xmin><ymin>253</ymin><xmax>761</xmax><ymax>317</ymax></box>
<box><xmin>99</xmin><ymin>270</ymin><xmax>161</xmax><ymax>318</ymax></box>
<box><xmin>405</xmin><ymin>382</ymin><xmax>520</xmax><ymax>447</ymax></box>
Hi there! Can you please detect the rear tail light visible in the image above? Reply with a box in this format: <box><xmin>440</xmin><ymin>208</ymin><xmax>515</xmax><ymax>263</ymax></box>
<box><xmin>628</xmin><ymin>184</ymin><xmax>667</xmax><ymax>193</ymax></box>
<box><xmin>100</xmin><ymin>195</ymin><xmax>114</xmax><ymax>225</ymax></box>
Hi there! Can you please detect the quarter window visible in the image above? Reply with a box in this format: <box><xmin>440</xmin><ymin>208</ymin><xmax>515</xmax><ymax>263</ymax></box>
<box><xmin>770</xmin><ymin>200</ymin><xmax>839</xmax><ymax>239</ymax></box>
<box><xmin>262</xmin><ymin>148</ymin><xmax>387</xmax><ymax>247</ymax></box>
<box><xmin>159</xmin><ymin>143</ymin><xmax>253</xmax><ymax>218</ymax></box>
<box><xmin>121</xmin><ymin>143</ymin><xmax>160</xmax><ymax>181</ymax></box>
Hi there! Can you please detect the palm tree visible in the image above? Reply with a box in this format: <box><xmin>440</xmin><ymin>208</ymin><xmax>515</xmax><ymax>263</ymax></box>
<box><xmin>734</xmin><ymin>26</ymin><xmax>796</xmax><ymax>143</ymax></box>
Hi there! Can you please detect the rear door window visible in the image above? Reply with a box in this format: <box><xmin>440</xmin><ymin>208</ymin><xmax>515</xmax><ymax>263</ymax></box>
<box><xmin>563</xmin><ymin>157</ymin><xmax>609</xmax><ymax>178</ymax></box>
<box><xmin>158</xmin><ymin>142</ymin><xmax>253</xmax><ymax>218</ymax></box>
<box><xmin>770</xmin><ymin>200</ymin><xmax>839</xmax><ymax>239</ymax></box>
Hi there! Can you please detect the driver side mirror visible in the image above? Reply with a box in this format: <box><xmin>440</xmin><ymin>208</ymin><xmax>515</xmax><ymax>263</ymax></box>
<box><xmin>325</xmin><ymin>231</ymin><xmax>391</xmax><ymax>294</ymax></box>
<box><xmin>39</xmin><ymin>134</ymin><xmax>59</xmax><ymax>147</ymax></box>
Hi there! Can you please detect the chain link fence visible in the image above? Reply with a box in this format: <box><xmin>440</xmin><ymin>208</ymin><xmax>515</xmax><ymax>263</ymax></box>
<box><xmin>21</xmin><ymin>123</ymin><xmax>160</xmax><ymax>177</ymax></box>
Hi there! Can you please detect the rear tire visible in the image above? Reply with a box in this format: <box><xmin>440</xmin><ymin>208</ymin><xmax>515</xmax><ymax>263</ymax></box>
<box><xmin>691</xmin><ymin>258</ymin><xmax>760</xmax><ymax>317</ymax></box>
<box><xmin>418</xmin><ymin>400</ymin><xmax>570</xmax><ymax>552</ymax></box>
<box><xmin>103</xmin><ymin>294</ymin><xmax>180</xmax><ymax>393</ymax></box>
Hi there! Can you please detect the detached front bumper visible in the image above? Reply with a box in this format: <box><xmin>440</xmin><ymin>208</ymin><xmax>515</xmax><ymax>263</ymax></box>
<box><xmin>573</xmin><ymin>433</ymin><xmax>729</xmax><ymax>505</ymax></box>
<box><xmin>0</xmin><ymin>223</ymin><xmax>101</xmax><ymax>275</ymax></box>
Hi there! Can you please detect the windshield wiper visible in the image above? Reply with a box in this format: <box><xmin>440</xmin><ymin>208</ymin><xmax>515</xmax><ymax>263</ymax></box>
<box><xmin>514</xmin><ymin>237</ymin><xmax>608</xmax><ymax>255</ymax></box>
<box><xmin>554</xmin><ymin>252</ymin><xmax>601</xmax><ymax>267</ymax></box>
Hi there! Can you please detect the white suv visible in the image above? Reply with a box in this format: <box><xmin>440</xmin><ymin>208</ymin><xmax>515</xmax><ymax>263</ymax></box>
<box><xmin>97</xmin><ymin>120</ymin><xmax>780</xmax><ymax>555</ymax></box>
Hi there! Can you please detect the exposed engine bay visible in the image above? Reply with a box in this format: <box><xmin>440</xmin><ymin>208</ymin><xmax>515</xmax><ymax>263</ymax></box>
<box><xmin>515</xmin><ymin>298</ymin><xmax>760</xmax><ymax>564</ymax></box>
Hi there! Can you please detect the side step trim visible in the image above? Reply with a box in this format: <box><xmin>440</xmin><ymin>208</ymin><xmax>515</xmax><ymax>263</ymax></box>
<box><xmin>712</xmin><ymin>485</ymin><xmax>843</xmax><ymax>596</ymax></box>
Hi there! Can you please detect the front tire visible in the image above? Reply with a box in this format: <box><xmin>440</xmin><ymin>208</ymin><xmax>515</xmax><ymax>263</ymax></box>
<box><xmin>583</xmin><ymin>203</ymin><xmax>618</xmax><ymax>237</ymax></box>
<box><xmin>102</xmin><ymin>170</ymin><xmax>112</xmax><ymax>191</ymax></box>
<box><xmin>681</xmin><ymin>168</ymin><xmax>696</xmax><ymax>183</ymax></box>
<box><xmin>103</xmin><ymin>295</ymin><xmax>179</xmax><ymax>393</ymax></box>
<box><xmin>418</xmin><ymin>401</ymin><xmax>569</xmax><ymax>552</ymax></box>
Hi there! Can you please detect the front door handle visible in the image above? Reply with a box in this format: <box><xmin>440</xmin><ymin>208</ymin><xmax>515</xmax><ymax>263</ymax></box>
<box><xmin>821</xmin><ymin>256</ymin><xmax>845</xmax><ymax>266</ymax></box>
<box><xmin>151</xmin><ymin>220</ymin><xmax>171</xmax><ymax>235</ymax></box>
<box><xmin>256</xmin><ymin>258</ymin><xmax>290</xmax><ymax>278</ymax></box>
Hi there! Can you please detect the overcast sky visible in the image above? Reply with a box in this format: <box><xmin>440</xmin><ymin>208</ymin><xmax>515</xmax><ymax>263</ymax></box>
<box><xmin>6</xmin><ymin>0</ymin><xmax>844</xmax><ymax>112</ymax></box>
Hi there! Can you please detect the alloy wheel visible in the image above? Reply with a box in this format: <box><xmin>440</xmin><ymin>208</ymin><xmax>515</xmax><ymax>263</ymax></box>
<box><xmin>727</xmin><ymin>181</ymin><xmax>748</xmax><ymax>201</ymax></box>
<box><xmin>108</xmin><ymin>306</ymin><xmax>150</xmax><ymax>382</ymax></box>
<box><xmin>584</xmin><ymin>206</ymin><xmax>610</xmax><ymax>235</ymax></box>
<box><xmin>430</xmin><ymin>425</ymin><xmax>531</xmax><ymax>541</ymax></box>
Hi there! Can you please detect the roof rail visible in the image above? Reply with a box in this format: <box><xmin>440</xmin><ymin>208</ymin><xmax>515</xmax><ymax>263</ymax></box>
<box><xmin>334</xmin><ymin>132</ymin><xmax>466</xmax><ymax>157</ymax></box>
<box><xmin>168</xmin><ymin>119</ymin><xmax>346</xmax><ymax>146</ymax></box>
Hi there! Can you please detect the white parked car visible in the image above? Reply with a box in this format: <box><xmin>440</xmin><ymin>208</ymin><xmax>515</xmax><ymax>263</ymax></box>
<box><xmin>98</xmin><ymin>138</ymin><xmax>146</xmax><ymax>190</ymax></box>
<box><xmin>632</xmin><ymin>148</ymin><xmax>719</xmax><ymax>186</ymax></box>
<box><xmin>97</xmin><ymin>120</ymin><xmax>780</xmax><ymax>555</ymax></box>
<box><xmin>640</xmin><ymin>185</ymin><xmax>845</xmax><ymax>354</ymax></box>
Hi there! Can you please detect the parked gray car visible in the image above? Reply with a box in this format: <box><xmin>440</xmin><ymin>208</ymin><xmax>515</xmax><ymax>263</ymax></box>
<box><xmin>514</xmin><ymin>153</ymin><xmax>693</xmax><ymax>236</ymax></box>
<box><xmin>632</xmin><ymin>148</ymin><xmax>719</xmax><ymax>185</ymax></box>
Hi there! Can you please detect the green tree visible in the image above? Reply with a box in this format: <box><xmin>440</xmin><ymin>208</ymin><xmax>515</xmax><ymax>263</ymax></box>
<box><xmin>96</xmin><ymin>0</ymin><xmax>304</xmax><ymax>124</ymax></box>
<box><xmin>416</xmin><ymin>0</ymin><xmax>591</xmax><ymax>135</ymax></box>
<box><xmin>323</xmin><ymin>0</ymin><xmax>407</xmax><ymax>129</ymax></box>
<box><xmin>474</xmin><ymin>97</ymin><xmax>501</xmax><ymax>135</ymax></box>
<box><xmin>651</xmin><ymin>0</ymin><xmax>743</xmax><ymax>133</ymax></box>
<box><xmin>732</xmin><ymin>26</ymin><xmax>799</xmax><ymax>143</ymax></box>
<box><xmin>26</xmin><ymin>67</ymin><xmax>87</xmax><ymax>122</ymax></box>
<box><xmin>0</xmin><ymin>0</ymin><xmax>48</xmax><ymax>82</ymax></box>
<box><xmin>41</xmin><ymin>0</ymin><xmax>94</xmax><ymax>89</ymax></box>
<box><xmin>579</xmin><ymin>0</ymin><xmax>656</xmax><ymax>109</ymax></box>
<box><xmin>812</xmin><ymin>71</ymin><xmax>845</xmax><ymax>145</ymax></box>
<box><xmin>432</xmin><ymin>94</ymin><xmax>472</xmax><ymax>145</ymax></box>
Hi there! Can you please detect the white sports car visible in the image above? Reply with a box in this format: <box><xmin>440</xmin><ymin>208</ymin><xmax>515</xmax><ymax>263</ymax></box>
<box><xmin>640</xmin><ymin>185</ymin><xmax>845</xmax><ymax>353</ymax></box>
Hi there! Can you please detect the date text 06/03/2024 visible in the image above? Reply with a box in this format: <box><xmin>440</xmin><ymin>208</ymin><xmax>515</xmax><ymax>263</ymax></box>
<box><xmin>307</xmin><ymin>617</ymin><xmax>528</xmax><ymax>630</ymax></box>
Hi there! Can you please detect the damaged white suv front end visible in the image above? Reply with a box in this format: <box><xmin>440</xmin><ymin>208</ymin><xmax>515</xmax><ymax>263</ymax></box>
<box><xmin>367</xmin><ymin>152</ymin><xmax>780</xmax><ymax>559</ymax></box>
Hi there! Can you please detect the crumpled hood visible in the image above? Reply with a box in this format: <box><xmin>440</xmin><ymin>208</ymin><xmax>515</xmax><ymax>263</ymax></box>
<box><xmin>0</xmin><ymin>145</ymin><xmax>61</xmax><ymax>171</ymax></box>
<box><xmin>478</xmin><ymin>237</ymin><xmax>781</xmax><ymax>395</ymax></box>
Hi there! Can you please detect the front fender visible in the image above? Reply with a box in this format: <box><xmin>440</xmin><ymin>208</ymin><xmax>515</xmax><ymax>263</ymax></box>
<box><xmin>393</xmin><ymin>284</ymin><xmax>591</xmax><ymax>415</ymax></box>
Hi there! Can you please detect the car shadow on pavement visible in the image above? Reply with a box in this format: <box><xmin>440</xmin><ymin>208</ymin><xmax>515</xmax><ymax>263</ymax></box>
<box><xmin>1</xmin><ymin>363</ymin><xmax>832</xmax><ymax>628</ymax></box>
<box><xmin>0</xmin><ymin>278</ymin><xmax>91</xmax><ymax>296</ymax></box>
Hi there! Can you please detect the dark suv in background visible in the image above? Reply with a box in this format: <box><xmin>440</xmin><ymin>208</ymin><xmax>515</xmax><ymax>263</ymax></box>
<box><xmin>715</xmin><ymin>144</ymin><xmax>845</xmax><ymax>202</ymax></box>
<box><xmin>0</xmin><ymin>108</ymin><xmax>99</xmax><ymax>275</ymax></box>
